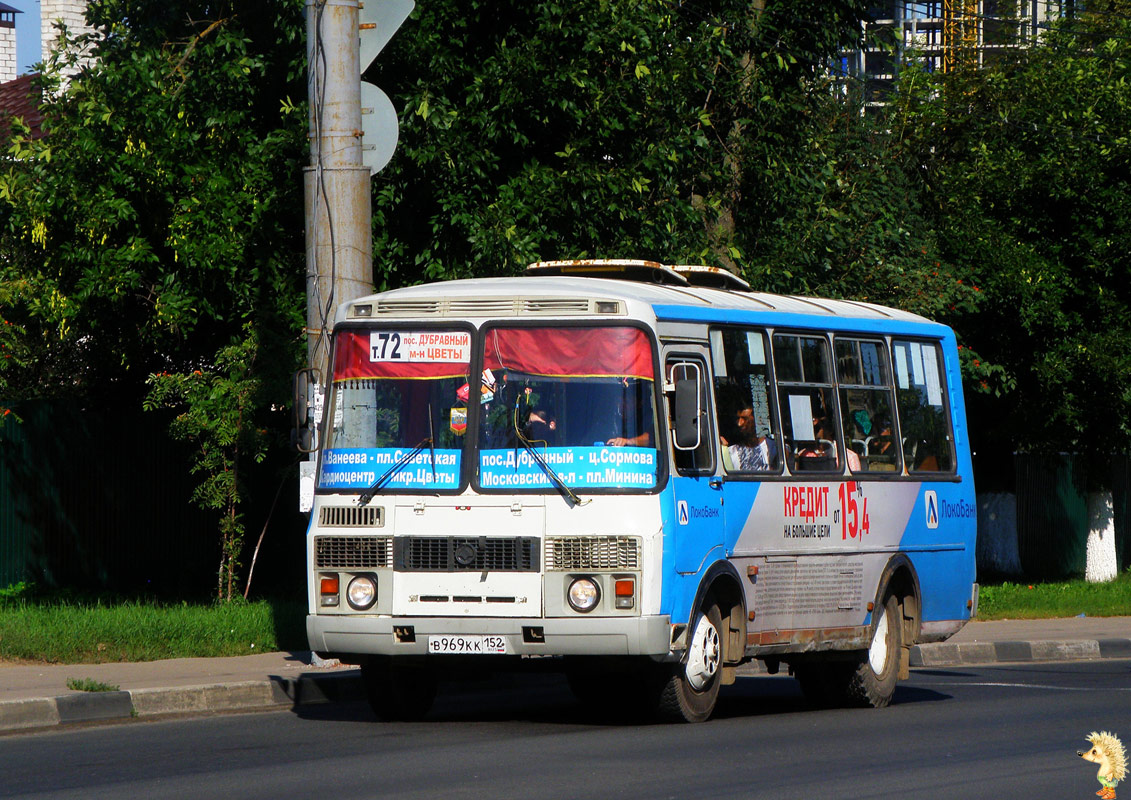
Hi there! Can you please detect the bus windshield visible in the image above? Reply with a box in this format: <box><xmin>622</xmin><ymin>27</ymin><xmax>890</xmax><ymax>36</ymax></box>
<box><xmin>320</xmin><ymin>328</ymin><xmax>471</xmax><ymax>492</ymax></box>
<box><xmin>477</xmin><ymin>325</ymin><xmax>660</xmax><ymax>491</ymax></box>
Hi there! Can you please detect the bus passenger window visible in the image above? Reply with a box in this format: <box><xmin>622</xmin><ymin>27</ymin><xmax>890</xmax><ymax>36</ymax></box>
<box><xmin>891</xmin><ymin>339</ymin><xmax>955</xmax><ymax>472</ymax></box>
<box><xmin>835</xmin><ymin>338</ymin><xmax>899</xmax><ymax>474</ymax></box>
<box><xmin>773</xmin><ymin>334</ymin><xmax>843</xmax><ymax>473</ymax></box>
<box><xmin>709</xmin><ymin>328</ymin><xmax>781</xmax><ymax>474</ymax></box>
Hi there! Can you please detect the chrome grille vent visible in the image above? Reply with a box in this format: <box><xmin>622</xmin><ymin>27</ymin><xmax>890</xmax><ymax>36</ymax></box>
<box><xmin>396</xmin><ymin>536</ymin><xmax>539</xmax><ymax>572</ymax></box>
<box><xmin>449</xmin><ymin>299</ymin><xmax>522</xmax><ymax>315</ymax></box>
<box><xmin>315</xmin><ymin>536</ymin><xmax>393</xmax><ymax>569</ymax></box>
<box><xmin>318</xmin><ymin>505</ymin><xmax>383</xmax><ymax>528</ymax></box>
<box><xmin>369</xmin><ymin>298</ymin><xmax>595</xmax><ymax>317</ymax></box>
<box><xmin>374</xmin><ymin>300</ymin><xmax>441</xmax><ymax>315</ymax></box>
<box><xmin>521</xmin><ymin>299</ymin><xmax>592</xmax><ymax>313</ymax></box>
<box><xmin>545</xmin><ymin>536</ymin><xmax>640</xmax><ymax>571</ymax></box>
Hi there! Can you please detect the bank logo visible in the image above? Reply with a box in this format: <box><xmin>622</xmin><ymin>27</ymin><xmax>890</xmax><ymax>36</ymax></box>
<box><xmin>677</xmin><ymin>500</ymin><xmax>689</xmax><ymax>526</ymax></box>
<box><xmin>925</xmin><ymin>490</ymin><xmax>939</xmax><ymax>529</ymax></box>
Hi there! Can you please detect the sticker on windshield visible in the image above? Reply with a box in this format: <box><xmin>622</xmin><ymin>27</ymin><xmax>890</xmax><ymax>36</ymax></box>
<box><xmin>370</xmin><ymin>331</ymin><xmax>471</xmax><ymax>363</ymax></box>
<box><xmin>320</xmin><ymin>448</ymin><xmax>462</xmax><ymax>490</ymax></box>
<box><xmin>479</xmin><ymin>446</ymin><xmax>657</xmax><ymax>490</ymax></box>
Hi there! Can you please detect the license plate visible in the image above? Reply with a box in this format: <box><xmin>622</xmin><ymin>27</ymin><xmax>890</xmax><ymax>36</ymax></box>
<box><xmin>427</xmin><ymin>635</ymin><xmax>508</xmax><ymax>654</ymax></box>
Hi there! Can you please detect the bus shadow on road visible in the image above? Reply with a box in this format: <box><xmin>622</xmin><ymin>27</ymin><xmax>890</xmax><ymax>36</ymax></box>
<box><xmin>289</xmin><ymin>671</ymin><xmax>953</xmax><ymax>726</ymax></box>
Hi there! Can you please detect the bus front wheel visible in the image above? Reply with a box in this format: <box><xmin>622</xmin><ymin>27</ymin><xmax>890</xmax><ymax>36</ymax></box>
<box><xmin>658</xmin><ymin>602</ymin><xmax>723</xmax><ymax>723</ymax></box>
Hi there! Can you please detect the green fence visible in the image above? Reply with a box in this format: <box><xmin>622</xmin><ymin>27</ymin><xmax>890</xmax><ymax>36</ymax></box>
<box><xmin>0</xmin><ymin>400</ymin><xmax>218</xmax><ymax>594</ymax></box>
<box><xmin>1014</xmin><ymin>454</ymin><xmax>1130</xmax><ymax>580</ymax></box>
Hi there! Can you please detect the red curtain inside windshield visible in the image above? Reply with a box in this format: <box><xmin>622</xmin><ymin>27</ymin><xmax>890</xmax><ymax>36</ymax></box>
<box><xmin>483</xmin><ymin>326</ymin><xmax>654</xmax><ymax>380</ymax></box>
<box><xmin>332</xmin><ymin>330</ymin><xmax>470</xmax><ymax>380</ymax></box>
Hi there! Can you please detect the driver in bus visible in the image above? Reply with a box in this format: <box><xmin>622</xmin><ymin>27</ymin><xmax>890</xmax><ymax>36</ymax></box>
<box><xmin>604</xmin><ymin>385</ymin><xmax>653</xmax><ymax>447</ymax></box>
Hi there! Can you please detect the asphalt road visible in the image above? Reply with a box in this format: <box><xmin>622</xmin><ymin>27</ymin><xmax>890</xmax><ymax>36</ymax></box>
<box><xmin>2</xmin><ymin>660</ymin><xmax>1129</xmax><ymax>799</ymax></box>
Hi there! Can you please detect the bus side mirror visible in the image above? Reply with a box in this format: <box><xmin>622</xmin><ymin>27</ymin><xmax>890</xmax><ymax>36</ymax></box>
<box><xmin>671</xmin><ymin>363</ymin><xmax>702</xmax><ymax>451</ymax></box>
<box><xmin>293</xmin><ymin>368</ymin><xmax>322</xmax><ymax>454</ymax></box>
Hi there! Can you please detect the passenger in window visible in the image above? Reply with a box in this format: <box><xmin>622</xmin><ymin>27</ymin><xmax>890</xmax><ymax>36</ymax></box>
<box><xmin>723</xmin><ymin>403</ymin><xmax>776</xmax><ymax>471</ymax></box>
<box><xmin>867</xmin><ymin>423</ymin><xmax>898</xmax><ymax>471</ymax></box>
<box><xmin>795</xmin><ymin>417</ymin><xmax>859</xmax><ymax>471</ymax></box>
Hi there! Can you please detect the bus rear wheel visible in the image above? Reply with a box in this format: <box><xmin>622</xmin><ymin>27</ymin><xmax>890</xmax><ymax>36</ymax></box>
<box><xmin>361</xmin><ymin>657</ymin><xmax>437</xmax><ymax>721</ymax></box>
<box><xmin>658</xmin><ymin>602</ymin><xmax>723</xmax><ymax>723</ymax></box>
<box><xmin>795</xmin><ymin>594</ymin><xmax>901</xmax><ymax>709</ymax></box>
<box><xmin>844</xmin><ymin>594</ymin><xmax>901</xmax><ymax>708</ymax></box>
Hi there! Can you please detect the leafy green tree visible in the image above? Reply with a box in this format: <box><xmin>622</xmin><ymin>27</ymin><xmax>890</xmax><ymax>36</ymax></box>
<box><xmin>899</xmin><ymin>4</ymin><xmax>1131</xmax><ymax>458</ymax></box>
<box><xmin>145</xmin><ymin>326</ymin><xmax>268</xmax><ymax>601</ymax></box>
<box><xmin>368</xmin><ymin>0</ymin><xmax>875</xmax><ymax>286</ymax></box>
<box><xmin>0</xmin><ymin>0</ymin><xmax>308</xmax><ymax>597</ymax></box>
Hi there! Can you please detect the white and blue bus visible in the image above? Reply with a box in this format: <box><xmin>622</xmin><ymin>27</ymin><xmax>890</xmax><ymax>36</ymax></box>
<box><xmin>300</xmin><ymin>260</ymin><xmax>978</xmax><ymax>722</ymax></box>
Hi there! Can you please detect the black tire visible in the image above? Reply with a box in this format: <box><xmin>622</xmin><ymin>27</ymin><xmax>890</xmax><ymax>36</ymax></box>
<box><xmin>794</xmin><ymin>595</ymin><xmax>901</xmax><ymax>709</ymax></box>
<box><xmin>658</xmin><ymin>602</ymin><xmax>723</xmax><ymax>723</ymax></box>
<box><xmin>361</xmin><ymin>657</ymin><xmax>437</xmax><ymax>721</ymax></box>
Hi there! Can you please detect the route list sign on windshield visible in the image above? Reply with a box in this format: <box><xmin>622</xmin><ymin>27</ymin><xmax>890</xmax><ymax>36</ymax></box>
<box><xmin>370</xmin><ymin>331</ymin><xmax>471</xmax><ymax>363</ymax></box>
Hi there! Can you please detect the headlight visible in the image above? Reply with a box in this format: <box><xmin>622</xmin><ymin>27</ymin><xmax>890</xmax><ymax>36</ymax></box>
<box><xmin>346</xmin><ymin>575</ymin><xmax>377</xmax><ymax>610</ymax></box>
<box><xmin>567</xmin><ymin>577</ymin><xmax>601</xmax><ymax>613</ymax></box>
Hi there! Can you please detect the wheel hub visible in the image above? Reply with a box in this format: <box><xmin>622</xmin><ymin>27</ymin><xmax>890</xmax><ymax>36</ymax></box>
<box><xmin>868</xmin><ymin>605</ymin><xmax>891</xmax><ymax>674</ymax></box>
<box><xmin>685</xmin><ymin>612</ymin><xmax>720</xmax><ymax>691</ymax></box>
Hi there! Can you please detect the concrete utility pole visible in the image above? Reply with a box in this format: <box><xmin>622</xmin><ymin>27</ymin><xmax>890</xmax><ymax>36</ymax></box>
<box><xmin>304</xmin><ymin>0</ymin><xmax>373</xmax><ymax>379</ymax></box>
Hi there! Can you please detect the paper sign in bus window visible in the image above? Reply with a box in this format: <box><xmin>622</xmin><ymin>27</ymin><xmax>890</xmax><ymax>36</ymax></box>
<box><xmin>747</xmin><ymin>331</ymin><xmax>767</xmax><ymax>365</ymax></box>
<box><xmin>370</xmin><ymin>331</ymin><xmax>472</xmax><ymax>363</ymax></box>
<box><xmin>924</xmin><ymin>349</ymin><xmax>943</xmax><ymax>406</ymax></box>
<box><xmin>894</xmin><ymin>344</ymin><xmax>910</xmax><ymax>389</ymax></box>
<box><xmin>910</xmin><ymin>342</ymin><xmax>925</xmax><ymax>386</ymax></box>
<box><xmin>789</xmin><ymin>394</ymin><xmax>816</xmax><ymax>440</ymax></box>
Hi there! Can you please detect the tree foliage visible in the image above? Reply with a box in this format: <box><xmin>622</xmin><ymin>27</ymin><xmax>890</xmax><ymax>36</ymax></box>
<box><xmin>0</xmin><ymin>0</ymin><xmax>306</xmax><ymax>397</ymax></box>
<box><xmin>0</xmin><ymin>0</ymin><xmax>308</xmax><ymax>596</ymax></box>
<box><xmin>144</xmin><ymin>326</ymin><xmax>268</xmax><ymax>601</ymax></box>
<box><xmin>899</xmin><ymin>3</ymin><xmax>1131</xmax><ymax>458</ymax></box>
<box><xmin>369</xmin><ymin>0</ymin><xmax>874</xmax><ymax>285</ymax></box>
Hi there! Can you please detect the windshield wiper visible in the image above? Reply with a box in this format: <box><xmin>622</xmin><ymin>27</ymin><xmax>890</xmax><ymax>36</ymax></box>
<box><xmin>358</xmin><ymin>436</ymin><xmax>432</xmax><ymax>507</ymax></box>
<box><xmin>427</xmin><ymin>402</ymin><xmax>438</xmax><ymax>483</ymax></box>
<box><xmin>513</xmin><ymin>405</ymin><xmax>589</xmax><ymax>507</ymax></box>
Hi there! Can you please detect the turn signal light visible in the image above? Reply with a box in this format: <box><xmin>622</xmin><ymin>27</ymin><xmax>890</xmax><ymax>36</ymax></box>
<box><xmin>320</xmin><ymin>573</ymin><xmax>340</xmax><ymax>607</ymax></box>
<box><xmin>614</xmin><ymin>578</ymin><xmax>635</xmax><ymax>609</ymax></box>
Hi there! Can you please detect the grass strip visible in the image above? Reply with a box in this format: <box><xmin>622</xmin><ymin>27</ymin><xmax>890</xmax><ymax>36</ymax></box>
<box><xmin>0</xmin><ymin>598</ymin><xmax>306</xmax><ymax>664</ymax></box>
<box><xmin>976</xmin><ymin>570</ymin><xmax>1131</xmax><ymax>620</ymax></box>
<box><xmin>66</xmin><ymin>677</ymin><xmax>120</xmax><ymax>692</ymax></box>
<box><xmin>1</xmin><ymin>570</ymin><xmax>1128</xmax><ymax>664</ymax></box>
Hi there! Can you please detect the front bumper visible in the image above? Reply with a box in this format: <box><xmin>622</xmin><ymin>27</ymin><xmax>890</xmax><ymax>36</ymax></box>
<box><xmin>307</xmin><ymin>613</ymin><xmax>673</xmax><ymax>657</ymax></box>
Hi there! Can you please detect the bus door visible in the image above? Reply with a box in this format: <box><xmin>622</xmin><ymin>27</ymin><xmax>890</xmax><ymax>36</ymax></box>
<box><xmin>708</xmin><ymin>327</ymin><xmax>789</xmax><ymax>637</ymax></box>
<box><xmin>663</xmin><ymin>349</ymin><xmax>723</xmax><ymax>578</ymax></box>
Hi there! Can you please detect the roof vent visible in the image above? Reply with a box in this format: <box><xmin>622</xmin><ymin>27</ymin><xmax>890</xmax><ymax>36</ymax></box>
<box><xmin>526</xmin><ymin>259</ymin><xmax>750</xmax><ymax>292</ymax></box>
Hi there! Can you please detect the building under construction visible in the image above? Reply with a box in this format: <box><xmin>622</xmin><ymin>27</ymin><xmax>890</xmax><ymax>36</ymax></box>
<box><xmin>846</xmin><ymin>1</ymin><xmax>1069</xmax><ymax>105</ymax></box>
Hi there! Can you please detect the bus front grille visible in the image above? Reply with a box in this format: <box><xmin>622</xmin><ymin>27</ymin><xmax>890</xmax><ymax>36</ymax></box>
<box><xmin>315</xmin><ymin>536</ymin><xmax>393</xmax><ymax>569</ymax></box>
<box><xmin>545</xmin><ymin>536</ymin><xmax>640</xmax><ymax>571</ymax></box>
<box><xmin>396</xmin><ymin>536</ymin><xmax>540</xmax><ymax>572</ymax></box>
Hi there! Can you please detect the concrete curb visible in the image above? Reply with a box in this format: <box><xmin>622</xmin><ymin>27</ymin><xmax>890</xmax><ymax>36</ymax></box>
<box><xmin>3</xmin><ymin>639</ymin><xmax>1128</xmax><ymax>733</ymax></box>
<box><xmin>0</xmin><ymin>672</ymin><xmax>366</xmax><ymax>734</ymax></box>
<box><xmin>910</xmin><ymin>637</ymin><xmax>1131</xmax><ymax>667</ymax></box>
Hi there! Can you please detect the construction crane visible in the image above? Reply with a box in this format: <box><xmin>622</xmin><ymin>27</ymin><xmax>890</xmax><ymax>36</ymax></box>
<box><xmin>942</xmin><ymin>0</ymin><xmax>980</xmax><ymax>72</ymax></box>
